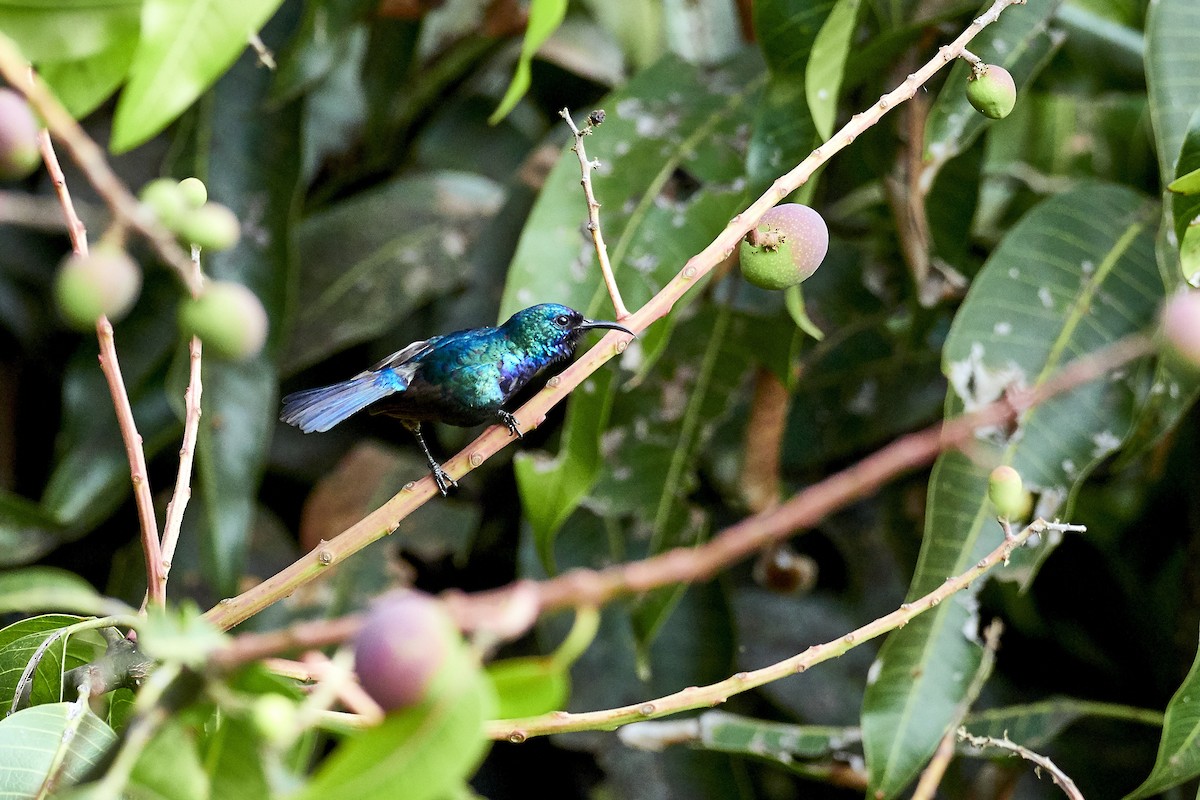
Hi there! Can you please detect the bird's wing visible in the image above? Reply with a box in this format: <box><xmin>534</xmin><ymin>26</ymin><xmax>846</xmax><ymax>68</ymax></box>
<box><xmin>361</xmin><ymin>336</ymin><xmax>442</xmax><ymax>375</ymax></box>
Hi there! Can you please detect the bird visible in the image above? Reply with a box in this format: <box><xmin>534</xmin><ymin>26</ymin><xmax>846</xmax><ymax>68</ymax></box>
<box><xmin>280</xmin><ymin>303</ymin><xmax>633</xmax><ymax>495</ymax></box>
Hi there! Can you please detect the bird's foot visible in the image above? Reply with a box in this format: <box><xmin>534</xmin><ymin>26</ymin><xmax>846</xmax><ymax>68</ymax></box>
<box><xmin>430</xmin><ymin>463</ymin><xmax>458</xmax><ymax>496</ymax></box>
<box><xmin>498</xmin><ymin>410</ymin><xmax>524</xmax><ymax>439</ymax></box>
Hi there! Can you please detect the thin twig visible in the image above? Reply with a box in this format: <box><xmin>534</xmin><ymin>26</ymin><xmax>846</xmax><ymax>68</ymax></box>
<box><xmin>957</xmin><ymin>729</ymin><xmax>1085</xmax><ymax>800</ymax></box>
<box><xmin>912</xmin><ymin>619</ymin><xmax>1004</xmax><ymax>800</ymax></box>
<box><xmin>0</xmin><ymin>33</ymin><xmax>202</xmax><ymax>297</ymax></box>
<box><xmin>159</xmin><ymin>247</ymin><xmax>205</xmax><ymax>600</ymax></box>
<box><xmin>485</xmin><ymin>520</ymin><xmax>1077</xmax><ymax>740</ymax></box>
<box><xmin>31</xmin><ymin>84</ymin><xmax>166</xmax><ymax>606</ymax></box>
<box><xmin>202</xmin><ymin>0</ymin><xmax>1034</xmax><ymax>632</ymax></box>
<box><xmin>560</xmin><ymin>108</ymin><xmax>629</xmax><ymax>320</ymax></box>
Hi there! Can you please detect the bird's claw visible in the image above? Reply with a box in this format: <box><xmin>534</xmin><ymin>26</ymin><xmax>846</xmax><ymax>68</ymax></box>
<box><xmin>431</xmin><ymin>464</ymin><xmax>458</xmax><ymax>496</ymax></box>
<box><xmin>498</xmin><ymin>410</ymin><xmax>524</xmax><ymax>439</ymax></box>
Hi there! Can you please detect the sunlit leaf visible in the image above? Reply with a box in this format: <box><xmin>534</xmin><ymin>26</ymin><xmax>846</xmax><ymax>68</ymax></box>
<box><xmin>805</xmin><ymin>0</ymin><xmax>862</xmax><ymax>140</ymax></box>
<box><xmin>111</xmin><ymin>0</ymin><xmax>286</xmax><ymax>152</ymax></box>
<box><xmin>0</xmin><ymin>703</ymin><xmax>116</xmax><ymax>795</ymax></box>
<box><xmin>488</xmin><ymin>0</ymin><xmax>567</xmax><ymax>124</ymax></box>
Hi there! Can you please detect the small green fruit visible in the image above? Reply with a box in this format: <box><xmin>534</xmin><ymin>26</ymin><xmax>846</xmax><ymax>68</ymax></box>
<box><xmin>250</xmin><ymin>694</ymin><xmax>298</xmax><ymax>746</ymax></box>
<box><xmin>1159</xmin><ymin>291</ymin><xmax>1200</xmax><ymax>371</ymax></box>
<box><xmin>966</xmin><ymin>65</ymin><xmax>1016</xmax><ymax>119</ymax></box>
<box><xmin>139</xmin><ymin>178</ymin><xmax>188</xmax><ymax>229</ymax></box>
<box><xmin>988</xmin><ymin>465</ymin><xmax>1025</xmax><ymax>519</ymax></box>
<box><xmin>177</xmin><ymin>177</ymin><xmax>208</xmax><ymax>208</ymax></box>
<box><xmin>178</xmin><ymin>281</ymin><xmax>268</xmax><ymax>360</ymax></box>
<box><xmin>0</xmin><ymin>88</ymin><xmax>40</xmax><ymax>181</ymax></box>
<box><xmin>179</xmin><ymin>202</ymin><xmax>240</xmax><ymax>251</ymax></box>
<box><xmin>54</xmin><ymin>247</ymin><xmax>142</xmax><ymax>329</ymax></box>
<box><xmin>738</xmin><ymin>204</ymin><xmax>829</xmax><ymax>291</ymax></box>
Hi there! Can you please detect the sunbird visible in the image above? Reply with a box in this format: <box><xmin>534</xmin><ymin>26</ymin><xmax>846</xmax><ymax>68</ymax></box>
<box><xmin>280</xmin><ymin>303</ymin><xmax>633</xmax><ymax>494</ymax></box>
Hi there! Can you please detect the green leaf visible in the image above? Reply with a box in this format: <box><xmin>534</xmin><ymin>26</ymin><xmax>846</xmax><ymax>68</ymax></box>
<box><xmin>964</xmin><ymin>698</ymin><xmax>1162</xmax><ymax>753</ymax></box>
<box><xmin>1127</xmin><ymin>629</ymin><xmax>1200</xmax><ymax>798</ymax></box>
<box><xmin>747</xmin><ymin>0</ymin><xmax>832</xmax><ymax>192</ymax></box>
<box><xmin>488</xmin><ymin>0</ymin><xmax>567</xmax><ymax>124</ymax></box>
<box><xmin>486</xmin><ymin>656</ymin><xmax>569</xmax><ymax>719</ymax></box>
<box><xmin>0</xmin><ymin>615</ymin><xmax>105</xmax><ymax>712</ymax></box>
<box><xmin>285</xmin><ymin>172</ymin><xmax>505</xmax><ymax>374</ymax></box>
<box><xmin>203</xmin><ymin>715</ymin><xmax>270</xmax><ymax>800</ymax></box>
<box><xmin>40</xmin><ymin>34</ymin><xmax>139</xmax><ymax>119</ymax></box>
<box><xmin>296</xmin><ymin>653</ymin><xmax>495</xmax><ymax>800</ymax></box>
<box><xmin>190</xmin><ymin>31</ymin><xmax>301</xmax><ymax>595</ymax></box>
<box><xmin>515</xmin><ymin>370</ymin><xmax>615</xmax><ymax>573</ymax></box>
<box><xmin>923</xmin><ymin>0</ymin><xmax>1065</xmax><ymax>172</ymax></box>
<box><xmin>1170</xmin><ymin>109</ymin><xmax>1200</xmax><ymax>248</ymax></box>
<box><xmin>128</xmin><ymin>719</ymin><xmax>210</xmax><ymax>800</ymax></box>
<box><xmin>862</xmin><ymin>184</ymin><xmax>1162</xmax><ymax>799</ymax></box>
<box><xmin>805</xmin><ymin>0</ymin><xmax>862</xmax><ymax>140</ymax></box>
<box><xmin>1145</xmin><ymin>0</ymin><xmax>1200</xmax><ymax>184</ymax></box>
<box><xmin>111</xmin><ymin>0</ymin><xmax>286</xmax><ymax>152</ymax></box>
<box><xmin>1168</xmin><ymin>165</ymin><xmax>1200</xmax><ymax>196</ymax></box>
<box><xmin>0</xmin><ymin>703</ymin><xmax>117</xmax><ymax>795</ymax></box>
<box><xmin>0</xmin><ymin>0</ymin><xmax>140</xmax><ymax>63</ymax></box>
<box><xmin>0</xmin><ymin>490</ymin><xmax>68</xmax><ymax>567</ymax></box>
<box><xmin>0</xmin><ymin>568</ymin><xmax>130</xmax><ymax>617</ymax></box>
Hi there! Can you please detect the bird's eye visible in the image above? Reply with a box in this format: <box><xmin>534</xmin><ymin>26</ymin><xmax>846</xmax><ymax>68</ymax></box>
<box><xmin>554</xmin><ymin>314</ymin><xmax>571</xmax><ymax>327</ymax></box>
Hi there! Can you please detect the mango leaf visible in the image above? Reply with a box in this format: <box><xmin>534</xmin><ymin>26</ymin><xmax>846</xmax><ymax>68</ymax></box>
<box><xmin>1145</xmin><ymin>0</ymin><xmax>1200</xmax><ymax>184</ymax></box>
<box><xmin>191</xmin><ymin>26</ymin><xmax>301</xmax><ymax>596</ymax></box>
<box><xmin>1127</xmin><ymin>629</ymin><xmax>1200</xmax><ymax>798</ymax></box>
<box><xmin>488</xmin><ymin>0</ymin><xmax>567</xmax><ymax>124</ymax></box>
<box><xmin>805</xmin><ymin>0</ymin><xmax>863</xmax><ymax>140</ymax></box>
<box><xmin>203</xmin><ymin>715</ymin><xmax>270</xmax><ymax>799</ymax></box>
<box><xmin>0</xmin><ymin>0</ymin><xmax>140</xmax><ymax>63</ymax></box>
<box><xmin>0</xmin><ymin>703</ymin><xmax>117</xmax><ymax>795</ymax></box>
<box><xmin>963</xmin><ymin>698</ymin><xmax>1162</xmax><ymax>753</ymax></box>
<box><xmin>1170</xmin><ymin>110</ymin><xmax>1200</xmax><ymax>264</ymax></box>
<box><xmin>128</xmin><ymin>718</ymin><xmax>209</xmax><ymax>800</ymax></box>
<box><xmin>747</xmin><ymin>0</ymin><xmax>833</xmax><ymax>192</ymax></box>
<box><xmin>296</xmin><ymin>652</ymin><xmax>495</xmax><ymax>800</ymax></box>
<box><xmin>0</xmin><ymin>490</ymin><xmax>68</xmax><ymax>567</ymax></box>
<box><xmin>923</xmin><ymin>0</ymin><xmax>1064</xmax><ymax>173</ymax></box>
<box><xmin>111</xmin><ymin>0</ymin><xmax>285</xmax><ymax>152</ymax></box>
<box><xmin>486</xmin><ymin>656</ymin><xmax>569</xmax><ymax>719</ymax></box>
<box><xmin>0</xmin><ymin>567</ymin><xmax>130</xmax><ymax>617</ymax></box>
<box><xmin>284</xmin><ymin>172</ymin><xmax>505</xmax><ymax>374</ymax></box>
<box><xmin>40</xmin><ymin>35</ymin><xmax>139</xmax><ymax>119</ymax></box>
<box><xmin>514</xmin><ymin>369</ymin><xmax>614</xmax><ymax>572</ymax></box>
<box><xmin>862</xmin><ymin>184</ymin><xmax>1162</xmax><ymax>799</ymax></box>
<box><xmin>0</xmin><ymin>614</ymin><xmax>106</xmax><ymax>711</ymax></box>
<box><xmin>1169</xmin><ymin>166</ymin><xmax>1200</xmax><ymax>196</ymax></box>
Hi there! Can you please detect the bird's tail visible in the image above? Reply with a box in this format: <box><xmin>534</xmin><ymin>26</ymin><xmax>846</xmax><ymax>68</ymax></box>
<box><xmin>280</xmin><ymin>372</ymin><xmax>402</xmax><ymax>433</ymax></box>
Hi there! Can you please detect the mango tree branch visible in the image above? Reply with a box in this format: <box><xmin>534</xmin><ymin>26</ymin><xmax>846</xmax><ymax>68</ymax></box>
<box><xmin>486</xmin><ymin>519</ymin><xmax>1076</xmax><ymax>741</ymax></box>
<box><xmin>30</xmin><ymin>86</ymin><xmax>166</xmax><ymax>607</ymax></box>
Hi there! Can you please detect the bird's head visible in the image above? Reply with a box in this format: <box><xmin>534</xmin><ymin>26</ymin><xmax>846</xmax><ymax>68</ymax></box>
<box><xmin>502</xmin><ymin>303</ymin><xmax>633</xmax><ymax>358</ymax></box>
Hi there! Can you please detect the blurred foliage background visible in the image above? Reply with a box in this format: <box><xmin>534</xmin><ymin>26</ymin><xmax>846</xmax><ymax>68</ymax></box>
<box><xmin>2</xmin><ymin>0</ymin><xmax>1200</xmax><ymax>796</ymax></box>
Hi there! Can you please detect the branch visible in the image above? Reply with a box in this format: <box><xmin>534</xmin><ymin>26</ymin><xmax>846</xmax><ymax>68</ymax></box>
<box><xmin>202</xmin><ymin>0</ymin><xmax>1034</xmax><ymax>632</ymax></box>
<box><xmin>485</xmin><ymin>520</ymin><xmax>1078</xmax><ymax>740</ymax></box>
<box><xmin>30</xmin><ymin>85</ymin><xmax>166</xmax><ymax>607</ymax></box>
<box><xmin>159</xmin><ymin>247</ymin><xmax>205</xmax><ymax>601</ymax></box>
<box><xmin>560</xmin><ymin>108</ymin><xmax>629</xmax><ymax>319</ymax></box>
<box><xmin>0</xmin><ymin>33</ymin><xmax>202</xmax><ymax>297</ymax></box>
<box><xmin>957</xmin><ymin>729</ymin><xmax>1084</xmax><ymax>800</ymax></box>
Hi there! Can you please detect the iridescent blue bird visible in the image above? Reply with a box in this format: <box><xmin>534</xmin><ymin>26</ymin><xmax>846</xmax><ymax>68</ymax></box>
<box><xmin>280</xmin><ymin>303</ymin><xmax>632</xmax><ymax>494</ymax></box>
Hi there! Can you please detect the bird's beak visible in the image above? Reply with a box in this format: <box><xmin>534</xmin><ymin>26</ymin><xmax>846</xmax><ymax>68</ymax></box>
<box><xmin>579</xmin><ymin>319</ymin><xmax>635</xmax><ymax>337</ymax></box>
